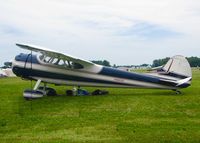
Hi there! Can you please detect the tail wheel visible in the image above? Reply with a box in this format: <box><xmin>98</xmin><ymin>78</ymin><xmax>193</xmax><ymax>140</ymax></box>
<box><xmin>176</xmin><ymin>90</ymin><xmax>182</xmax><ymax>95</ymax></box>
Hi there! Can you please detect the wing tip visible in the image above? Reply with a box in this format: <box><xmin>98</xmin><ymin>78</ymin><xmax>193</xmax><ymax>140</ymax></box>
<box><xmin>16</xmin><ymin>43</ymin><xmax>27</xmax><ymax>47</ymax></box>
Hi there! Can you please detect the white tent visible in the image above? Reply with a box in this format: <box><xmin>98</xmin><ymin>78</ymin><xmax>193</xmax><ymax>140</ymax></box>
<box><xmin>0</xmin><ymin>68</ymin><xmax>16</xmax><ymax>77</ymax></box>
<box><xmin>2</xmin><ymin>68</ymin><xmax>16</xmax><ymax>77</ymax></box>
<box><xmin>0</xmin><ymin>68</ymin><xmax>7</xmax><ymax>77</ymax></box>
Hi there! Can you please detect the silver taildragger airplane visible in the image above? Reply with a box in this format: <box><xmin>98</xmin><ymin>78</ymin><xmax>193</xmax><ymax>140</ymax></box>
<box><xmin>12</xmin><ymin>43</ymin><xmax>192</xmax><ymax>99</ymax></box>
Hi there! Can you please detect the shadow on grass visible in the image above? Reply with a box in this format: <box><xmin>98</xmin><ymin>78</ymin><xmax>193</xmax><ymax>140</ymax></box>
<box><xmin>111</xmin><ymin>90</ymin><xmax>183</xmax><ymax>96</ymax></box>
<box><xmin>22</xmin><ymin>88</ymin><xmax>184</xmax><ymax>101</ymax></box>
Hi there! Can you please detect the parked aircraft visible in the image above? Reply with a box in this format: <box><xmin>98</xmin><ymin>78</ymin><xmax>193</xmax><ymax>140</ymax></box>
<box><xmin>12</xmin><ymin>43</ymin><xmax>192</xmax><ymax>98</ymax></box>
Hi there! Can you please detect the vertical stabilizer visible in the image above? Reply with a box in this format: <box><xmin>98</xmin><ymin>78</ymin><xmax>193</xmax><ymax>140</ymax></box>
<box><xmin>162</xmin><ymin>55</ymin><xmax>192</xmax><ymax>78</ymax></box>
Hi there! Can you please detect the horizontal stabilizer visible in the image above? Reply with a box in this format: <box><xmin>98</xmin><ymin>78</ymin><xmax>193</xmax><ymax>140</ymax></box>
<box><xmin>148</xmin><ymin>65</ymin><xmax>163</xmax><ymax>71</ymax></box>
<box><xmin>159</xmin><ymin>76</ymin><xmax>191</xmax><ymax>87</ymax></box>
<box><xmin>176</xmin><ymin>77</ymin><xmax>192</xmax><ymax>87</ymax></box>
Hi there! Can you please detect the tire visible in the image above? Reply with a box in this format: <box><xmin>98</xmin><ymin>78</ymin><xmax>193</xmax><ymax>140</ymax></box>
<box><xmin>66</xmin><ymin>90</ymin><xmax>73</xmax><ymax>96</ymax></box>
<box><xmin>46</xmin><ymin>88</ymin><xmax>57</xmax><ymax>96</ymax></box>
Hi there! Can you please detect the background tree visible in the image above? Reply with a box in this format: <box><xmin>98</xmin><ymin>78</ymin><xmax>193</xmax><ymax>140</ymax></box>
<box><xmin>152</xmin><ymin>56</ymin><xmax>200</xmax><ymax>67</ymax></box>
<box><xmin>186</xmin><ymin>57</ymin><xmax>200</xmax><ymax>67</ymax></box>
<box><xmin>91</xmin><ymin>60</ymin><xmax>111</xmax><ymax>67</ymax></box>
<box><xmin>152</xmin><ymin>57</ymin><xmax>170</xmax><ymax>67</ymax></box>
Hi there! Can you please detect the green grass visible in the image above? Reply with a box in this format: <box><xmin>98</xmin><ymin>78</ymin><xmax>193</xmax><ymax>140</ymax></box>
<box><xmin>0</xmin><ymin>69</ymin><xmax>200</xmax><ymax>143</ymax></box>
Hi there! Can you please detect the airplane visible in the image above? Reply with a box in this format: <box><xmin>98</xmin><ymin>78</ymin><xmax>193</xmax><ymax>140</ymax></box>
<box><xmin>12</xmin><ymin>43</ymin><xmax>192</xmax><ymax>99</ymax></box>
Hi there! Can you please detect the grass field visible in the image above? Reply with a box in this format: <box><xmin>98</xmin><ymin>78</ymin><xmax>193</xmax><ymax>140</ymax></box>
<box><xmin>0</xmin><ymin>69</ymin><xmax>200</xmax><ymax>143</ymax></box>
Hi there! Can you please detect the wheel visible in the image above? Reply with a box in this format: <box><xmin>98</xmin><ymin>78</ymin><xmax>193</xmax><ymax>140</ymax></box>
<box><xmin>92</xmin><ymin>89</ymin><xmax>108</xmax><ymax>95</ymax></box>
<box><xmin>66</xmin><ymin>90</ymin><xmax>73</xmax><ymax>96</ymax></box>
<box><xmin>46</xmin><ymin>88</ymin><xmax>57</xmax><ymax>96</ymax></box>
<box><xmin>38</xmin><ymin>86</ymin><xmax>57</xmax><ymax>96</ymax></box>
<box><xmin>176</xmin><ymin>90</ymin><xmax>182</xmax><ymax>94</ymax></box>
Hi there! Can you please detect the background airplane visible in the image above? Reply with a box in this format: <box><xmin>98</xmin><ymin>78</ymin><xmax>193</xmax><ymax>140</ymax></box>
<box><xmin>12</xmin><ymin>43</ymin><xmax>192</xmax><ymax>99</ymax></box>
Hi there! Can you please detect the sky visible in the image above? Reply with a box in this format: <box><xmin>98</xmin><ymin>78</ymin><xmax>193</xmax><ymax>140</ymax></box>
<box><xmin>0</xmin><ymin>0</ymin><xmax>200</xmax><ymax>65</ymax></box>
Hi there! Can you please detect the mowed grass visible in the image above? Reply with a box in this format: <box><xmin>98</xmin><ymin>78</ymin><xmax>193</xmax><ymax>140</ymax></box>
<box><xmin>0</xmin><ymin>69</ymin><xmax>200</xmax><ymax>143</ymax></box>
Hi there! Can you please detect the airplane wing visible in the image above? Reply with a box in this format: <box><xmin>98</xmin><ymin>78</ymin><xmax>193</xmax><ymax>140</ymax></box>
<box><xmin>16</xmin><ymin>43</ymin><xmax>95</xmax><ymax>67</ymax></box>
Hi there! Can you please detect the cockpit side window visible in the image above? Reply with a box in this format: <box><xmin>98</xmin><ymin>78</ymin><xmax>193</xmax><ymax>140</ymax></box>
<box><xmin>51</xmin><ymin>58</ymin><xmax>59</xmax><ymax>65</ymax></box>
<box><xmin>39</xmin><ymin>55</ymin><xmax>84</xmax><ymax>69</ymax></box>
<box><xmin>57</xmin><ymin>60</ymin><xmax>65</xmax><ymax>66</ymax></box>
<box><xmin>72</xmin><ymin>62</ymin><xmax>84</xmax><ymax>69</ymax></box>
<box><xmin>44</xmin><ymin>56</ymin><xmax>51</xmax><ymax>63</ymax></box>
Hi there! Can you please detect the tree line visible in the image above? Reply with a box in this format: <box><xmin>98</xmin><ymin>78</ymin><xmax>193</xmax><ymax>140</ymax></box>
<box><xmin>152</xmin><ymin>57</ymin><xmax>200</xmax><ymax>67</ymax></box>
<box><xmin>91</xmin><ymin>56</ymin><xmax>200</xmax><ymax>68</ymax></box>
<box><xmin>91</xmin><ymin>60</ymin><xmax>111</xmax><ymax>67</ymax></box>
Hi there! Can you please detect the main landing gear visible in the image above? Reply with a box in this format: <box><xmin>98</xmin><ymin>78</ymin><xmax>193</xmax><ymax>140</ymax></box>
<box><xmin>23</xmin><ymin>79</ymin><xmax>57</xmax><ymax>99</ymax></box>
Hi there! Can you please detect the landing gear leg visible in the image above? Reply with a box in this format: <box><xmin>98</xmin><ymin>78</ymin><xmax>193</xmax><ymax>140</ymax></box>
<box><xmin>33</xmin><ymin>79</ymin><xmax>42</xmax><ymax>90</ymax></box>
